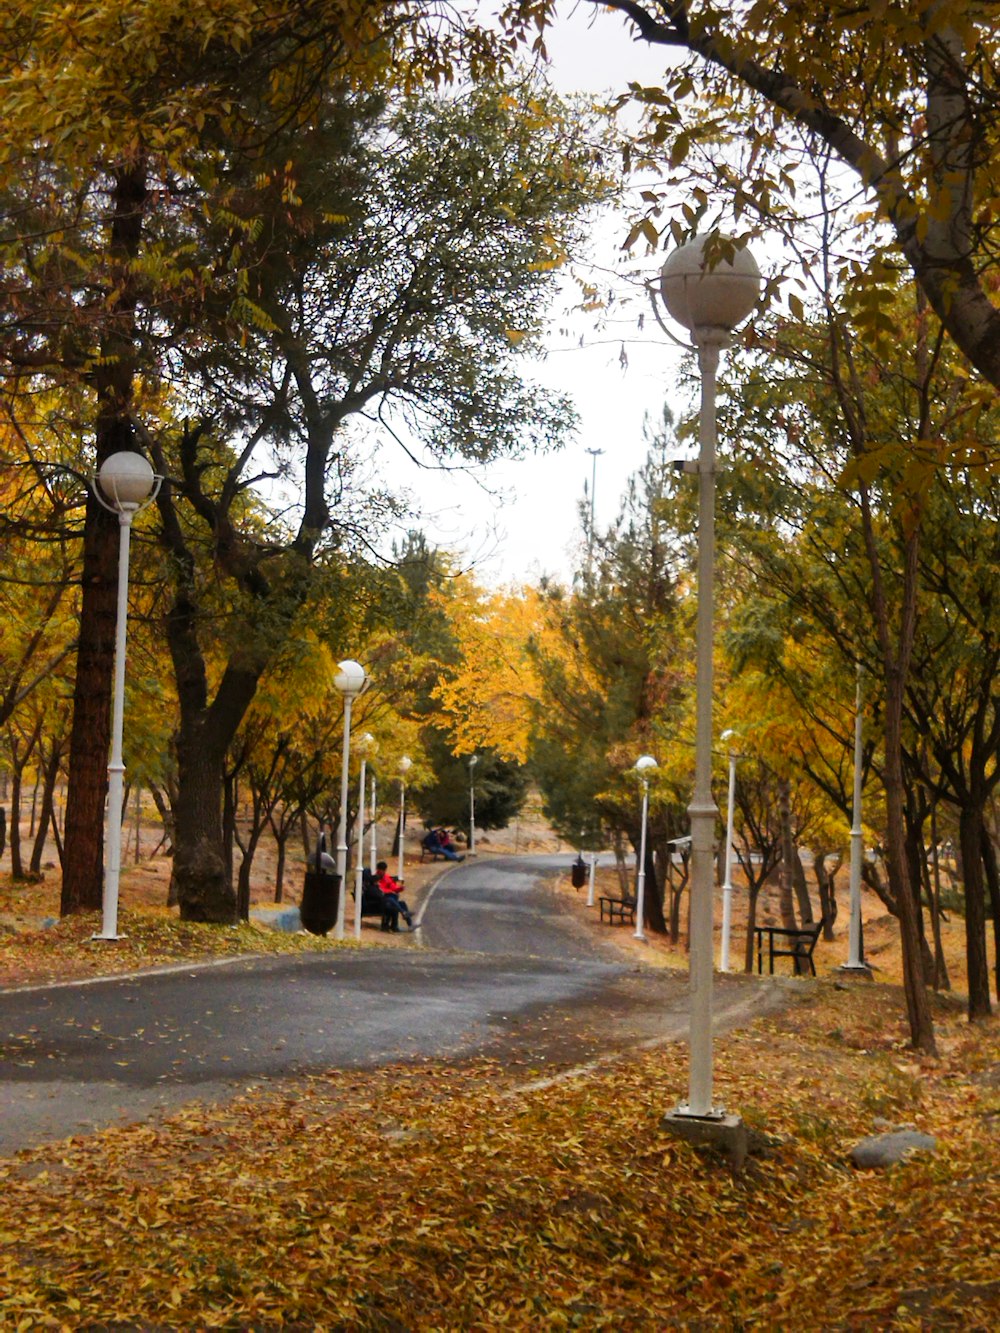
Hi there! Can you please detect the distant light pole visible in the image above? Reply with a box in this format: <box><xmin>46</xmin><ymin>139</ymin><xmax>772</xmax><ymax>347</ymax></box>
<box><xmin>719</xmin><ymin>729</ymin><xmax>739</xmax><ymax>972</ymax></box>
<box><xmin>92</xmin><ymin>451</ymin><xmax>160</xmax><ymax>941</ymax></box>
<box><xmin>332</xmin><ymin>660</ymin><xmax>368</xmax><ymax>941</ymax></box>
<box><xmin>587</xmin><ymin>848</ymin><xmax>598</xmax><ymax>908</ymax></box>
<box><xmin>397</xmin><ymin>755</ymin><xmax>412</xmax><ymax>882</ymax></box>
<box><xmin>585</xmin><ymin>447</ymin><xmax>605</xmax><ymax>574</ymax></box>
<box><xmin>468</xmin><ymin>754</ymin><xmax>479</xmax><ymax>856</ymax></box>
<box><xmin>843</xmin><ymin>666</ymin><xmax>870</xmax><ymax>973</ymax></box>
<box><xmin>369</xmin><ymin>772</ymin><xmax>378</xmax><ymax>875</ymax></box>
<box><xmin>353</xmin><ymin>733</ymin><xmax>375</xmax><ymax>940</ymax></box>
<box><xmin>634</xmin><ymin>755</ymin><xmax>658</xmax><ymax>941</ymax></box>
<box><xmin>659</xmin><ymin>233</ymin><xmax>761</xmax><ymax>1119</ymax></box>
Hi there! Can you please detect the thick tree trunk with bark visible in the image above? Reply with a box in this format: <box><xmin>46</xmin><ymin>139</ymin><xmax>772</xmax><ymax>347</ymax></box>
<box><xmin>61</xmin><ymin>163</ymin><xmax>147</xmax><ymax>916</ymax></box>
<box><xmin>642</xmin><ymin>840</ymin><xmax>666</xmax><ymax>934</ymax></box>
<box><xmin>882</xmin><ymin>674</ymin><xmax>937</xmax><ymax>1052</ymax></box>
<box><xmin>172</xmin><ymin>734</ymin><xmax>236</xmax><ymax>924</ymax></box>
<box><xmin>60</xmin><ymin>500</ymin><xmax>119</xmax><ymax>912</ymax></box>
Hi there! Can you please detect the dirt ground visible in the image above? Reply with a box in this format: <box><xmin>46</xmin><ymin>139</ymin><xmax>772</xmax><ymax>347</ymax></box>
<box><xmin>0</xmin><ymin>784</ymin><xmax>977</xmax><ymax>1001</ymax></box>
<box><xmin>0</xmin><ymin>795</ymin><xmax>567</xmax><ymax>956</ymax></box>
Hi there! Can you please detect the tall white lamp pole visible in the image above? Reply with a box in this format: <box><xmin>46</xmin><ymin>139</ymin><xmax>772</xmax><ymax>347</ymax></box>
<box><xmin>585</xmin><ymin>447</ymin><xmax>605</xmax><ymax>575</ymax></box>
<box><xmin>843</xmin><ymin>666</ymin><xmax>870</xmax><ymax>971</ymax></box>
<box><xmin>353</xmin><ymin>733</ymin><xmax>375</xmax><ymax>940</ymax></box>
<box><xmin>719</xmin><ymin>729</ymin><xmax>739</xmax><ymax>972</ymax></box>
<box><xmin>333</xmin><ymin>660</ymin><xmax>367</xmax><ymax>941</ymax></box>
<box><xmin>634</xmin><ymin>756</ymin><xmax>658</xmax><ymax>941</ymax></box>
<box><xmin>93</xmin><ymin>452</ymin><xmax>159</xmax><ymax>940</ymax></box>
<box><xmin>468</xmin><ymin>754</ymin><xmax>478</xmax><ymax>856</ymax></box>
<box><xmin>660</xmin><ymin>234</ymin><xmax>761</xmax><ymax>1119</ymax></box>
<box><xmin>369</xmin><ymin>772</ymin><xmax>378</xmax><ymax>875</ymax></box>
<box><xmin>397</xmin><ymin>755</ymin><xmax>412</xmax><ymax>882</ymax></box>
<box><xmin>587</xmin><ymin>848</ymin><xmax>598</xmax><ymax>908</ymax></box>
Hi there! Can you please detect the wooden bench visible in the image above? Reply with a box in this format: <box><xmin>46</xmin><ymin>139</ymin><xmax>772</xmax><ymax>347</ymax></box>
<box><xmin>354</xmin><ymin>871</ymin><xmax>405</xmax><ymax>929</ymax></box>
<box><xmin>599</xmin><ymin>895</ymin><xmax>636</xmax><ymax>926</ymax></box>
<box><xmin>754</xmin><ymin>918</ymin><xmax>825</xmax><ymax>976</ymax></box>
<box><xmin>420</xmin><ymin>846</ymin><xmax>450</xmax><ymax>863</ymax></box>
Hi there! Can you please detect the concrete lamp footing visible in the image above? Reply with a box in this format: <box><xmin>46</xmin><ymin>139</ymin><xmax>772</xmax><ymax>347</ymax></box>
<box><xmin>662</xmin><ymin>1110</ymin><xmax>748</xmax><ymax>1172</ymax></box>
<box><xmin>836</xmin><ymin>964</ymin><xmax>874</xmax><ymax>980</ymax></box>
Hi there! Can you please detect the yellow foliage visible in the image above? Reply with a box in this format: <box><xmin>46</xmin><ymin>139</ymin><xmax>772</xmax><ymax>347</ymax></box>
<box><xmin>431</xmin><ymin>579</ymin><xmax>546</xmax><ymax>763</ymax></box>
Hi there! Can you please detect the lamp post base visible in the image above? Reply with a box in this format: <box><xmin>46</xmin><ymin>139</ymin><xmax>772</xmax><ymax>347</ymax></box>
<box><xmin>838</xmin><ymin>963</ymin><xmax>874</xmax><ymax>978</ymax></box>
<box><xmin>662</xmin><ymin>1109</ymin><xmax>748</xmax><ymax>1171</ymax></box>
<box><xmin>91</xmin><ymin>932</ymin><xmax>124</xmax><ymax>942</ymax></box>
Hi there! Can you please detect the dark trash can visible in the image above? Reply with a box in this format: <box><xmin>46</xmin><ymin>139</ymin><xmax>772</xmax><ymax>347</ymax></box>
<box><xmin>301</xmin><ymin>832</ymin><xmax>341</xmax><ymax>936</ymax></box>
<box><xmin>571</xmin><ymin>855</ymin><xmax>587</xmax><ymax>890</ymax></box>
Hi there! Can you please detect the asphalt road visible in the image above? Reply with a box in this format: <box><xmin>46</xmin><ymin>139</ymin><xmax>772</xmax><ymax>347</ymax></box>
<box><xmin>0</xmin><ymin>854</ymin><xmax>784</xmax><ymax>1155</ymax></box>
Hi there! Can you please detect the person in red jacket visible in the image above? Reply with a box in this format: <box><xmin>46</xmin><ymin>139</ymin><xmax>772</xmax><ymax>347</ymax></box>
<box><xmin>375</xmin><ymin>861</ymin><xmax>419</xmax><ymax>932</ymax></box>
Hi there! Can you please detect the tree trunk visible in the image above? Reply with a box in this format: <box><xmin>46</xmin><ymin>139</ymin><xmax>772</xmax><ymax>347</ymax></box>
<box><xmin>61</xmin><ymin>162</ymin><xmax>147</xmax><ymax>917</ymax></box>
<box><xmin>643</xmin><ymin>841</ymin><xmax>666</xmax><ymax>934</ymax></box>
<box><xmin>236</xmin><ymin>828</ymin><xmax>260</xmax><ymax>922</ymax></box>
<box><xmin>222</xmin><ymin>771</ymin><xmax>237</xmax><ymax>895</ymax></box>
<box><xmin>793</xmin><ymin>846</ymin><xmax>814</xmax><ymax>925</ymax></box>
<box><xmin>60</xmin><ymin>499</ymin><xmax>119</xmax><ymax>912</ymax></box>
<box><xmin>958</xmin><ymin>803</ymin><xmax>993</xmax><ymax>1020</ymax></box>
<box><xmin>274</xmin><ymin>834</ymin><xmax>287</xmax><ymax>904</ymax></box>
<box><xmin>172</xmin><ymin>733</ymin><xmax>237</xmax><ymax>924</ymax></box>
<box><xmin>234</xmin><ymin>785</ymin><xmax>268</xmax><ymax>923</ymax></box>
<box><xmin>981</xmin><ymin>831</ymin><xmax>1000</xmax><ymax>1003</ymax></box>
<box><xmin>148</xmin><ymin>783</ymin><xmax>175</xmax><ymax>858</ymax></box>
<box><xmin>856</xmin><ymin>465</ymin><xmax>936</xmax><ymax>1052</ymax></box>
<box><xmin>814</xmin><ymin>849</ymin><xmax>840</xmax><ymax>940</ymax></box>
<box><xmin>743</xmin><ymin>878</ymin><xmax>764</xmax><ymax>973</ymax></box>
<box><xmin>667</xmin><ymin>849</ymin><xmax>690</xmax><ymax>945</ymax></box>
<box><xmin>927</xmin><ymin>804</ymin><xmax>951</xmax><ymax>991</ymax></box>
<box><xmin>9</xmin><ymin>763</ymin><xmax>23</xmax><ymax>880</ymax></box>
<box><xmin>778</xmin><ymin>779</ymin><xmax>796</xmax><ymax>929</ymax></box>
<box><xmin>29</xmin><ymin>742</ymin><xmax>63</xmax><ymax>876</ymax></box>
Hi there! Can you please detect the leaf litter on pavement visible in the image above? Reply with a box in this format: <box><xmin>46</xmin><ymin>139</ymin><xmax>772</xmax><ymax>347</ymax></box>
<box><xmin>1</xmin><ymin>966</ymin><xmax>997</xmax><ymax>1329</ymax></box>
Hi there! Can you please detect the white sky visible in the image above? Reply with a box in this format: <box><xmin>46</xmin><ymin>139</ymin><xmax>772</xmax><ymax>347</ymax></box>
<box><xmin>378</xmin><ymin>5</ymin><xmax>691</xmax><ymax>588</ymax></box>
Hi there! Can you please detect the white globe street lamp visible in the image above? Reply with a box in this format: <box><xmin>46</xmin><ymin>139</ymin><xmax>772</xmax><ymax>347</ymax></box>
<box><xmin>659</xmin><ymin>234</ymin><xmax>761</xmax><ymax>1122</ymax></box>
<box><xmin>634</xmin><ymin>755</ymin><xmax>658</xmax><ymax>941</ymax></box>
<box><xmin>353</xmin><ymin>733</ymin><xmax>375</xmax><ymax>940</ymax></box>
<box><xmin>332</xmin><ymin>659</ymin><xmax>368</xmax><ymax>941</ymax></box>
<box><xmin>397</xmin><ymin>755</ymin><xmax>412</xmax><ymax>882</ymax></box>
<box><xmin>468</xmin><ymin>754</ymin><xmax>479</xmax><ymax>857</ymax></box>
<box><xmin>93</xmin><ymin>451</ymin><xmax>159</xmax><ymax>940</ymax></box>
<box><xmin>719</xmin><ymin>729</ymin><xmax>740</xmax><ymax>972</ymax></box>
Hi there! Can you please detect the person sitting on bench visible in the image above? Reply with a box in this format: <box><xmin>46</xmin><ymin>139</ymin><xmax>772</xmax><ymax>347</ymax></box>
<box><xmin>422</xmin><ymin>827</ymin><xmax>464</xmax><ymax>861</ymax></box>
<box><xmin>375</xmin><ymin>861</ymin><xmax>419</xmax><ymax>932</ymax></box>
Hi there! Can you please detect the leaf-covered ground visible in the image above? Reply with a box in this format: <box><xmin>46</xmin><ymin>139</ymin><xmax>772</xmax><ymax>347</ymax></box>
<box><xmin>0</xmin><ymin>906</ymin><xmax>342</xmax><ymax>989</ymax></box>
<box><xmin>1</xmin><ymin>860</ymin><xmax>997</xmax><ymax>1327</ymax></box>
<box><xmin>1</xmin><ymin>968</ymin><xmax>997</xmax><ymax>1328</ymax></box>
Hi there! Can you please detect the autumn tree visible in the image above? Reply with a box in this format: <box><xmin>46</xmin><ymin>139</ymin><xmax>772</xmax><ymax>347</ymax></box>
<box><xmin>528</xmin><ymin>0</ymin><xmax>1000</xmax><ymax>393</ymax></box>
<box><xmin>714</xmin><ymin>229</ymin><xmax>1000</xmax><ymax>1038</ymax></box>
<box><xmin>529</xmin><ymin>425</ymin><xmax>692</xmax><ymax>933</ymax></box>
<box><xmin>0</xmin><ymin>1</ymin><xmax>547</xmax><ymax>916</ymax></box>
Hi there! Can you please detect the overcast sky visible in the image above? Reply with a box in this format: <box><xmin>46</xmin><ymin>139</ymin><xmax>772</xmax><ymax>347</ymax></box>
<box><xmin>376</xmin><ymin>5</ymin><xmax>692</xmax><ymax>588</ymax></box>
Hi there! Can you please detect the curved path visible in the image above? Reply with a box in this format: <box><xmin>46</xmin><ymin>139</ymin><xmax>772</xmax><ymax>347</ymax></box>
<box><xmin>0</xmin><ymin>854</ymin><xmax>785</xmax><ymax>1155</ymax></box>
